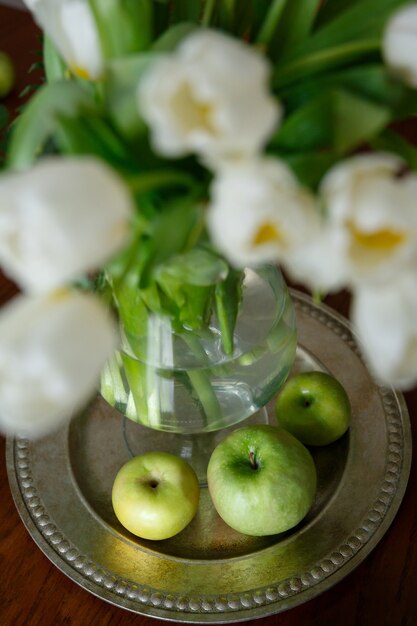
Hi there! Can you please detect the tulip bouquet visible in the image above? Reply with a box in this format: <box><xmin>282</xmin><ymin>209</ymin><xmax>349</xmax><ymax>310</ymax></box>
<box><xmin>0</xmin><ymin>0</ymin><xmax>417</xmax><ymax>438</ymax></box>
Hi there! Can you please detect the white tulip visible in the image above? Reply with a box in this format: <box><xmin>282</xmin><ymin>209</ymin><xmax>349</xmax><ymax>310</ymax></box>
<box><xmin>284</xmin><ymin>227</ymin><xmax>350</xmax><ymax>293</ymax></box>
<box><xmin>383</xmin><ymin>4</ymin><xmax>417</xmax><ymax>87</ymax></box>
<box><xmin>352</xmin><ymin>272</ymin><xmax>417</xmax><ymax>389</ymax></box>
<box><xmin>0</xmin><ymin>289</ymin><xmax>118</xmax><ymax>438</ymax></box>
<box><xmin>0</xmin><ymin>156</ymin><xmax>133</xmax><ymax>294</ymax></box>
<box><xmin>309</xmin><ymin>153</ymin><xmax>417</xmax><ymax>291</ymax></box>
<box><xmin>206</xmin><ymin>157</ymin><xmax>318</xmax><ymax>268</ymax></box>
<box><xmin>138</xmin><ymin>29</ymin><xmax>280</xmax><ymax>162</ymax></box>
<box><xmin>23</xmin><ymin>0</ymin><xmax>104</xmax><ymax>79</ymax></box>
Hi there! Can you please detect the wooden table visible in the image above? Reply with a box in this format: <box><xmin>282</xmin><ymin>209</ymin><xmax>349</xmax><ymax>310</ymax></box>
<box><xmin>1</xmin><ymin>6</ymin><xmax>416</xmax><ymax>626</ymax></box>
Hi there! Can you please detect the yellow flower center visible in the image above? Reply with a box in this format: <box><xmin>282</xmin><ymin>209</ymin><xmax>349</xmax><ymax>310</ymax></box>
<box><xmin>349</xmin><ymin>222</ymin><xmax>406</xmax><ymax>251</ymax></box>
<box><xmin>72</xmin><ymin>66</ymin><xmax>91</xmax><ymax>80</ymax></box>
<box><xmin>253</xmin><ymin>222</ymin><xmax>284</xmax><ymax>246</ymax></box>
<box><xmin>172</xmin><ymin>83</ymin><xmax>216</xmax><ymax>134</ymax></box>
<box><xmin>50</xmin><ymin>287</ymin><xmax>71</xmax><ymax>303</ymax></box>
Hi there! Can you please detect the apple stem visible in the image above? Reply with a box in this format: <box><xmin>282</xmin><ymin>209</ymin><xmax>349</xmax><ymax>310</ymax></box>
<box><xmin>249</xmin><ymin>450</ymin><xmax>258</xmax><ymax>470</ymax></box>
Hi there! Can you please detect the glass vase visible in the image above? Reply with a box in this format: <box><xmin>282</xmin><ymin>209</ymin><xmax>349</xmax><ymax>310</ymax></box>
<box><xmin>101</xmin><ymin>266</ymin><xmax>297</xmax><ymax>436</ymax></box>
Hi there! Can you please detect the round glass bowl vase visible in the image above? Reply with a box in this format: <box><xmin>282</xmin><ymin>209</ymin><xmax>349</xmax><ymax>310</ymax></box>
<box><xmin>101</xmin><ymin>266</ymin><xmax>296</xmax><ymax>436</ymax></box>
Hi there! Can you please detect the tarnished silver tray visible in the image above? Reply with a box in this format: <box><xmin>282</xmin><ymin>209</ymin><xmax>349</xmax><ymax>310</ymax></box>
<box><xmin>6</xmin><ymin>292</ymin><xmax>412</xmax><ymax>622</ymax></box>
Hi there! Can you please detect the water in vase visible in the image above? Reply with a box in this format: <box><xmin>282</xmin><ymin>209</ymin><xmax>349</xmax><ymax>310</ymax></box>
<box><xmin>101</xmin><ymin>267</ymin><xmax>297</xmax><ymax>434</ymax></box>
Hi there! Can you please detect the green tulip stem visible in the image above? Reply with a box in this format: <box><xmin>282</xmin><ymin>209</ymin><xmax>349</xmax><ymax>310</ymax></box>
<box><xmin>182</xmin><ymin>333</ymin><xmax>223</xmax><ymax>428</ymax></box>
<box><xmin>127</xmin><ymin>170</ymin><xmax>196</xmax><ymax>194</ymax></box>
<box><xmin>215</xmin><ymin>291</ymin><xmax>234</xmax><ymax>355</ymax></box>
<box><xmin>256</xmin><ymin>0</ymin><xmax>288</xmax><ymax>46</ymax></box>
<box><xmin>201</xmin><ymin>0</ymin><xmax>216</xmax><ymax>27</ymax></box>
<box><xmin>221</xmin><ymin>0</ymin><xmax>235</xmax><ymax>29</ymax></box>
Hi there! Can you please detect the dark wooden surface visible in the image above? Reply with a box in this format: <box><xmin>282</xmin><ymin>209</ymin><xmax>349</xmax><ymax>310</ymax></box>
<box><xmin>0</xmin><ymin>6</ymin><xmax>416</xmax><ymax>626</ymax></box>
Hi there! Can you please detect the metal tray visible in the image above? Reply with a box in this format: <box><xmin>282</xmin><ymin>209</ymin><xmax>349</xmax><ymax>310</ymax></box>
<box><xmin>6</xmin><ymin>291</ymin><xmax>412</xmax><ymax>623</ymax></box>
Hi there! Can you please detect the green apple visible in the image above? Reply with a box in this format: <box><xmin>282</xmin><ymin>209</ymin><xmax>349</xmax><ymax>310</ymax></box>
<box><xmin>275</xmin><ymin>371</ymin><xmax>351</xmax><ymax>446</ymax></box>
<box><xmin>207</xmin><ymin>425</ymin><xmax>316</xmax><ymax>536</ymax></box>
<box><xmin>112</xmin><ymin>451</ymin><xmax>200</xmax><ymax>540</ymax></box>
<box><xmin>0</xmin><ymin>52</ymin><xmax>14</xmax><ymax>98</ymax></box>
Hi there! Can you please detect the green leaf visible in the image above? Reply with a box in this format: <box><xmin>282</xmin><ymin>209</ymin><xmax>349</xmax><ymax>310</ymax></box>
<box><xmin>272</xmin><ymin>88</ymin><xmax>390</xmax><ymax>155</ymax></box>
<box><xmin>178</xmin><ymin>284</ymin><xmax>213</xmax><ymax>330</ymax></box>
<box><xmin>127</xmin><ymin>169</ymin><xmax>197</xmax><ymax>194</ymax></box>
<box><xmin>279</xmin><ymin>0</ymin><xmax>322</xmax><ymax>50</ymax></box>
<box><xmin>54</xmin><ymin>113</ymin><xmax>135</xmax><ymax>169</ymax></box>
<box><xmin>155</xmin><ymin>248</ymin><xmax>229</xmax><ymax>286</ymax></box>
<box><xmin>7</xmin><ymin>80</ymin><xmax>96</xmax><ymax>169</ymax></box>
<box><xmin>281</xmin><ymin>151</ymin><xmax>339</xmax><ymax>189</ymax></box>
<box><xmin>201</xmin><ymin>0</ymin><xmax>216</xmax><ymax>27</ymax></box>
<box><xmin>43</xmin><ymin>36</ymin><xmax>67</xmax><ymax>83</ymax></box>
<box><xmin>281</xmin><ymin>64</ymin><xmax>408</xmax><ymax>113</ymax></box>
<box><xmin>316</xmin><ymin>0</ymin><xmax>362</xmax><ymax>26</ymax></box>
<box><xmin>136</xmin><ymin>197</ymin><xmax>204</xmax><ymax>287</ymax></box>
<box><xmin>153</xmin><ymin>0</ymin><xmax>173</xmax><ymax>38</ymax></box>
<box><xmin>156</xmin><ymin>270</ymin><xmax>214</xmax><ymax>329</ymax></box>
<box><xmin>130</xmin><ymin>239</ymin><xmax>159</xmax><ymax>292</ymax></box>
<box><xmin>151</xmin><ymin>198</ymin><xmax>204</xmax><ymax>266</ymax></box>
<box><xmin>226</xmin><ymin>0</ymin><xmax>269</xmax><ymax>38</ymax></box>
<box><xmin>214</xmin><ymin>268</ymin><xmax>243</xmax><ymax>355</ymax></box>
<box><xmin>105</xmin><ymin>52</ymin><xmax>155</xmax><ymax>140</ymax></box>
<box><xmin>262</xmin><ymin>0</ymin><xmax>321</xmax><ymax>57</ymax></box>
<box><xmin>273</xmin><ymin>38</ymin><xmax>380</xmax><ymax>89</ymax></box>
<box><xmin>138</xmin><ymin>281</ymin><xmax>163</xmax><ymax>314</ymax></box>
<box><xmin>105</xmin><ymin>225</ymin><xmax>150</xmax><ymax>284</ymax></box>
<box><xmin>171</xmin><ymin>1</ymin><xmax>202</xmax><ymax>23</ymax></box>
<box><xmin>256</xmin><ymin>0</ymin><xmax>288</xmax><ymax>46</ymax></box>
<box><xmin>250</xmin><ymin>0</ymin><xmax>277</xmax><ymax>30</ymax></box>
<box><xmin>151</xmin><ymin>22</ymin><xmax>198</xmax><ymax>52</ymax></box>
<box><xmin>273</xmin><ymin>0</ymin><xmax>410</xmax><ymax>87</ymax></box>
<box><xmin>272</xmin><ymin>92</ymin><xmax>331</xmax><ymax>152</ymax></box>
<box><xmin>216</xmin><ymin>0</ymin><xmax>236</xmax><ymax>30</ymax></box>
<box><xmin>289</xmin><ymin>0</ymin><xmax>409</xmax><ymax>57</ymax></box>
<box><xmin>332</xmin><ymin>88</ymin><xmax>390</xmax><ymax>154</ymax></box>
<box><xmin>156</xmin><ymin>273</ymin><xmax>186</xmax><ymax>310</ymax></box>
<box><xmin>113</xmin><ymin>281</ymin><xmax>149</xmax><ymax>341</ymax></box>
<box><xmin>155</xmin><ymin>267</ymin><xmax>213</xmax><ymax>329</ymax></box>
<box><xmin>90</xmin><ymin>0</ymin><xmax>153</xmax><ymax>58</ymax></box>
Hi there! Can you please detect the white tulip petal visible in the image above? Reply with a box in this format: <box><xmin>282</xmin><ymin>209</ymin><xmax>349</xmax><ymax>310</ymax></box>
<box><xmin>0</xmin><ymin>156</ymin><xmax>133</xmax><ymax>293</ymax></box>
<box><xmin>285</xmin><ymin>227</ymin><xmax>350</xmax><ymax>293</ymax></box>
<box><xmin>206</xmin><ymin>157</ymin><xmax>318</xmax><ymax>268</ymax></box>
<box><xmin>383</xmin><ymin>4</ymin><xmax>417</xmax><ymax>87</ymax></box>
<box><xmin>138</xmin><ymin>29</ymin><xmax>281</xmax><ymax>162</ymax></box>
<box><xmin>319</xmin><ymin>153</ymin><xmax>417</xmax><ymax>287</ymax></box>
<box><xmin>320</xmin><ymin>153</ymin><xmax>404</xmax><ymax>222</ymax></box>
<box><xmin>23</xmin><ymin>0</ymin><xmax>104</xmax><ymax>79</ymax></box>
<box><xmin>352</xmin><ymin>274</ymin><xmax>417</xmax><ymax>389</ymax></box>
<box><xmin>0</xmin><ymin>290</ymin><xmax>118</xmax><ymax>438</ymax></box>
